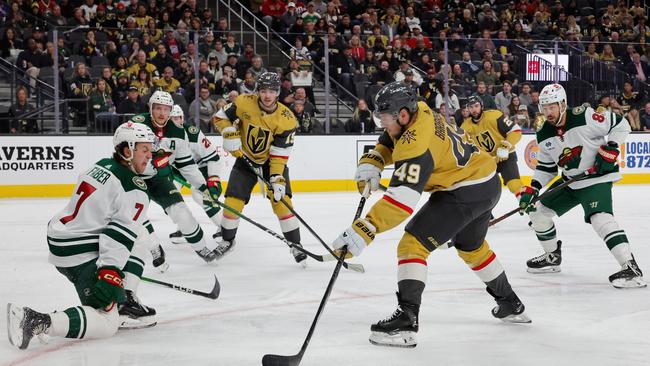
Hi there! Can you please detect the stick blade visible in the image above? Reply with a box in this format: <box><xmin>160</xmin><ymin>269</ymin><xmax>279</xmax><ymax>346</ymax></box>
<box><xmin>207</xmin><ymin>275</ymin><xmax>221</xmax><ymax>299</ymax></box>
<box><xmin>262</xmin><ymin>354</ymin><xmax>303</xmax><ymax>366</ymax></box>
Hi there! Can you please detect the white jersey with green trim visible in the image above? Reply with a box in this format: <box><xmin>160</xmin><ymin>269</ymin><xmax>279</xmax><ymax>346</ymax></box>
<box><xmin>128</xmin><ymin>113</ymin><xmax>207</xmax><ymax>189</ymax></box>
<box><xmin>182</xmin><ymin>123</ymin><xmax>222</xmax><ymax>178</ymax></box>
<box><xmin>47</xmin><ymin>158</ymin><xmax>150</xmax><ymax>270</ymax></box>
<box><xmin>534</xmin><ymin>105</ymin><xmax>631</xmax><ymax>190</ymax></box>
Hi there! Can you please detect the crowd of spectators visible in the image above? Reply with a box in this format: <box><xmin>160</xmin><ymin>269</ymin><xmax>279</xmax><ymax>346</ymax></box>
<box><xmin>1</xmin><ymin>0</ymin><xmax>650</xmax><ymax>133</ymax></box>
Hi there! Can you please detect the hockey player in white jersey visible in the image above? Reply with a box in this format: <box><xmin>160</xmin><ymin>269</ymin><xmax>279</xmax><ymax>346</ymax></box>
<box><xmin>167</xmin><ymin>104</ymin><xmax>224</xmax><ymax>244</ymax></box>
<box><xmin>7</xmin><ymin>122</ymin><xmax>156</xmax><ymax>350</ymax></box>
<box><xmin>518</xmin><ymin>84</ymin><xmax>645</xmax><ymax>288</ymax></box>
<box><xmin>128</xmin><ymin>91</ymin><xmax>223</xmax><ymax>266</ymax></box>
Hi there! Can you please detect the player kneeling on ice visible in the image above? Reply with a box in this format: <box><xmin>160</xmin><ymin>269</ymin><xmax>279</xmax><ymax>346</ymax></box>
<box><xmin>130</xmin><ymin>91</ymin><xmax>224</xmax><ymax>267</ymax></box>
<box><xmin>332</xmin><ymin>82</ymin><xmax>530</xmax><ymax>349</ymax></box>
<box><xmin>519</xmin><ymin>84</ymin><xmax>645</xmax><ymax>289</ymax></box>
<box><xmin>7</xmin><ymin>122</ymin><xmax>157</xmax><ymax>350</ymax></box>
<box><xmin>167</xmin><ymin>104</ymin><xmax>225</xmax><ymax>245</ymax></box>
<box><xmin>211</xmin><ymin>72</ymin><xmax>307</xmax><ymax>266</ymax></box>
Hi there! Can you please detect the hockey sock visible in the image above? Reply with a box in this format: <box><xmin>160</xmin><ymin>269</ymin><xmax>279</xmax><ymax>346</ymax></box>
<box><xmin>590</xmin><ymin>212</ymin><xmax>633</xmax><ymax>266</ymax></box>
<box><xmin>396</xmin><ymin>232</ymin><xmax>430</xmax><ymax>305</ymax></box>
<box><xmin>221</xmin><ymin>196</ymin><xmax>244</xmax><ymax>242</ymax></box>
<box><xmin>529</xmin><ymin>206</ymin><xmax>559</xmax><ymax>252</ymax></box>
<box><xmin>49</xmin><ymin>307</ymin><xmax>119</xmax><ymax>339</ymax></box>
<box><xmin>457</xmin><ymin>241</ymin><xmax>512</xmax><ymax>297</ymax></box>
<box><xmin>166</xmin><ymin>203</ymin><xmax>206</xmax><ymax>251</ymax></box>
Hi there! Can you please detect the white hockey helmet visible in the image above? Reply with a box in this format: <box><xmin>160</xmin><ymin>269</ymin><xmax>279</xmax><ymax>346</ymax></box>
<box><xmin>170</xmin><ymin>104</ymin><xmax>185</xmax><ymax>127</ymax></box>
<box><xmin>113</xmin><ymin>121</ymin><xmax>155</xmax><ymax>161</ymax></box>
<box><xmin>539</xmin><ymin>83</ymin><xmax>567</xmax><ymax>126</ymax></box>
<box><xmin>148</xmin><ymin>90</ymin><xmax>174</xmax><ymax>126</ymax></box>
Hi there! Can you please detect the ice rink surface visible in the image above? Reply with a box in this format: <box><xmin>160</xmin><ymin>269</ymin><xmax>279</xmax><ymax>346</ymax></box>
<box><xmin>1</xmin><ymin>185</ymin><xmax>649</xmax><ymax>366</ymax></box>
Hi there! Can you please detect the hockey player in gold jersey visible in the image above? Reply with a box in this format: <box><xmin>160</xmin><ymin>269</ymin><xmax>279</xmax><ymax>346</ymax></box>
<box><xmin>461</xmin><ymin>95</ymin><xmax>524</xmax><ymax>197</ymax></box>
<box><xmin>211</xmin><ymin>72</ymin><xmax>307</xmax><ymax>265</ymax></box>
<box><xmin>332</xmin><ymin>82</ymin><xmax>530</xmax><ymax>348</ymax></box>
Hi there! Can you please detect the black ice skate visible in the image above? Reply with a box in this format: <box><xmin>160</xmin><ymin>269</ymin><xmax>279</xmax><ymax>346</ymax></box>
<box><xmin>609</xmin><ymin>255</ymin><xmax>647</xmax><ymax>289</ymax></box>
<box><xmin>486</xmin><ymin>287</ymin><xmax>531</xmax><ymax>324</ymax></box>
<box><xmin>290</xmin><ymin>243</ymin><xmax>308</xmax><ymax>268</ymax></box>
<box><xmin>369</xmin><ymin>292</ymin><xmax>419</xmax><ymax>348</ymax></box>
<box><xmin>527</xmin><ymin>240</ymin><xmax>562</xmax><ymax>273</ymax></box>
<box><xmin>212</xmin><ymin>227</ymin><xmax>223</xmax><ymax>242</ymax></box>
<box><xmin>150</xmin><ymin>244</ymin><xmax>169</xmax><ymax>272</ymax></box>
<box><xmin>7</xmin><ymin>304</ymin><xmax>51</xmax><ymax>350</ymax></box>
<box><xmin>118</xmin><ymin>290</ymin><xmax>157</xmax><ymax>329</ymax></box>
<box><xmin>211</xmin><ymin>239</ymin><xmax>236</xmax><ymax>260</ymax></box>
<box><xmin>169</xmin><ymin>230</ymin><xmax>185</xmax><ymax>244</ymax></box>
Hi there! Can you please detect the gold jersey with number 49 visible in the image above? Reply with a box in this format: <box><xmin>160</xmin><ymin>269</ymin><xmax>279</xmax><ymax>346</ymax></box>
<box><xmin>364</xmin><ymin>102</ymin><xmax>496</xmax><ymax>233</ymax></box>
<box><xmin>212</xmin><ymin>94</ymin><xmax>297</xmax><ymax>176</ymax></box>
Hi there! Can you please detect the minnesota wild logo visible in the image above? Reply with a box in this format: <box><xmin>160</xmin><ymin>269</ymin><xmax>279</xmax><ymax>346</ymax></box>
<box><xmin>558</xmin><ymin>146</ymin><xmax>583</xmax><ymax>170</ymax></box>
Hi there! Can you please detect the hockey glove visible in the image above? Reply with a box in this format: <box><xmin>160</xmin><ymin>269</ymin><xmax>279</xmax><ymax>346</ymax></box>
<box><xmin>594</xmin><ymin>142</ymin><xmax>620</xmax><ymax>175</ymax></box>
<box><xmin>206</xmin><ymin>176</ymin><xmax>222</xmax><ymax>200</ymax></box>
<box><xmin>495</xmin><ymin>140</ymin><xmax>512</xmax><ymax>163</ymax></box>
<box><xmin>355</xmin><ymin>151</ymin><xmax>384</xmax><ymax>195</ymax></box>
<box><xmin>516</xmin><ymin>186</ymin><xmax>539</xmax><ymax>215</ymax></box>
<box><xmin>89</xmin><ymin>266</ymin><xmax>126</xmax><ymax>310</ymax></box>
<box><xmin>152</xmin><ymin>150</ymin><xmax>173</xmax><ymax>177</ymax></box>
<box><xmin>332</xmin><ymin>218</ymin><xmax>376</xmax><ymax>257</ymax></box>
<box><xmin>222</xmin><ymin>126</ymin><xmax>243</xmax><ymax>158</ymax></box>
<box><xmin>269</xmin><ymin>174</ymin><xmax>286</xmax><ymax>202</ymax></box>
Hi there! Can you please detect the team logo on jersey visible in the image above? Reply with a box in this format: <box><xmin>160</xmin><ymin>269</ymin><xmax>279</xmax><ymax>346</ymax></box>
<box><xmin>558</xmin><ymin>146</ymin><xmax>583</xmax><ymax>170</ymax></box>
<box><xmin>281</xmin><ymin>109</ymin><xmax>292</xmax><ymax>120</ymax></box>
<box><xmin>476</xmin><ymin>131</ymin><xmax>496</xmax><ymax>152</ymax></box>
<box><xmin>246</xmin><ymin>124</ymin><xmax>271</xmax><ymax>154</ymax></box>
<box><xmin>242</xmin><ymin>112</ymin><xmax>251</xmax><ymax>122</ymax></box>
<box><xmin>132</xmin><ymin>176</ymin><xmax>147</xmax><ymax>190</ymax></box>
<box><xmin>131</xmin><ymin>115</ymin><xmax>146</xmax><ymax>123</ymax></box>
<box><xmin>401</xmin><ymin>129</ymin><xmax>417</xmax><ymax>144</ymax></box>
<box><xmin>572</xmin><ymin>105</ymin><xmax>586</xmax><ymax>114</ymax></box>
<box><xmin>187</xmin><ymin>125</ymin><xmax>199</xmax><ymax>134</ymax></box>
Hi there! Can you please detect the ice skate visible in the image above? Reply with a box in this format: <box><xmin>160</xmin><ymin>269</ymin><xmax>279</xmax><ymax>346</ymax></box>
<box><xmin>169</xmin><ymin>230</ymin><xmax>186</xmax><ymax>244</ymax></box>
<box><xmin>487</xmin><ymin>287</ymin><xmax>531</xmax><ymax>324</ymax></box>
<box><xmin>290</xmin><ymin>243</ymin><xmax>308</xmax><ymax>268</ymax></box>
<box><xmin>150</xmin><ymin>244</ymin><xmax>169</xmax><ymax>273</ymax></box>
<box><xmin>369</xmin><ymin>293</ymin><xmax>418</xmax><ymax>348</ymax></box>
<box><xmin>609</xmin><ymin>256</ymin><xmax>646</xmax><ymax>289</ymax></box>
<box><xmin>212</xmin><ymin>227</ymin><xmax>223</xmax><ymax>242</ymax></box>
<box><xmin>7</xmin><ymin>304</ymin><xmax>51</xmax><ymax>350</ymax></box>
<box><xmin>212</xmin><ymin>239</ymin><xmax>236</xmax><ymax>260</ymax></box>
<box><xmin>118</xmin><ymin>290</ymin><xmax>157</xmax><ymax>329</ymax></box>
<box><xmin>527</xmin><ymin>240</ymin><xmax>562</xmax><ymax>273</ymax></box>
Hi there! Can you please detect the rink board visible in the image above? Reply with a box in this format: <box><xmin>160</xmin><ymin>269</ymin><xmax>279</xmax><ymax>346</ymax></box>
<box><xmin>1</xmin><ymin>134</ymin><xmax>649</xmax><ymax>198</ymax></box>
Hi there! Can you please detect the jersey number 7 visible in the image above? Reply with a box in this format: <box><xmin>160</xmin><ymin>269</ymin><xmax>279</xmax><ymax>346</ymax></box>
<box><xmin>60</xmin><ymin>181</ymin><xmax>97</xmax><ymax>224</ymax></box>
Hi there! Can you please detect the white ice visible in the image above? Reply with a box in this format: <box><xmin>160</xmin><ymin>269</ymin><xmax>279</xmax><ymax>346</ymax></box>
<box><xmin>1</xmin><ymin>186</ymin><xmax>650</xmax><ymax>366</ymax></box>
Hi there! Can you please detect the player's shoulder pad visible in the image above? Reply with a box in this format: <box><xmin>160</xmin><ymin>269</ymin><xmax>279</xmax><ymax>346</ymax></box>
<box><xmin>128</xmin><ymin>113</ymin><xmax>149</xmax><ymax>125</ymax></box>
<box><xmin>275</xmin><ymin>102</ymin><xmax>299</xmax><ymax>131</ymax></box>
<box><xmin>535</xmin><ymin>120</ymin><xmax>556</xmax><ymax>144</ymax></box>
<box><xmin>95</xmin><ymin>158</ymin><xmax>148</xmax><ymax>192</ymax></box>
<box><xmin>392</xmin><ymin>103</ymin><xmax>433</xmax><ymax>162</ymax></box>
<box><xmin>483</xmin><ymin>109</ymin><xmax>504</xmax><ymax>121</ymax></box>
<box><xmin>183</xmin><ymin>123</ymin><xmax>201</xmax><ymax>142</ymax></box>
<box><xmin>164</xmin><ymin>121</ymin><xmax>187</xmax><ymax>139</ymax></box>
<box><xmin>571</xmin><ymin>103</ymin><xmax>589</xmax><ymax>116</ymax></box>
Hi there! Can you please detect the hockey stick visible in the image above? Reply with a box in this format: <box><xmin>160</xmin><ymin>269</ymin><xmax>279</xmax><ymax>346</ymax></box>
<box><xmin>489</xmin><ymin>167</ymin><xmax>596</xmax><ymax>227</ymax></box>
<box><xmin>262</xmin><ymin>196</ymin><xmax>367</xmax><ymax>366</ymax></box>
<box><xmin>141</xmin><ymin>275</ymin><xmax>220</xmax><ymax>300</ymax></box>
<box><xmin>239</xmin><ymin>156</ymin><xmax>354</xmax><ymax>266</ymax></box>
<box><xmin>172</xmin><ymin>175</ymin><xmax>365</xmax><ymax>273</ymax></box>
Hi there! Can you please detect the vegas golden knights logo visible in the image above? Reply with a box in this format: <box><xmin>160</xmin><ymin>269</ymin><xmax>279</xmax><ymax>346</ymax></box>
<box><xmin>477</xmin><ymin>131</ymin><xmax>496</xmax><ymax>152</ymax></box>
<box><xmin>246</xmin><ymin>124</ymin><xmax>271</xmax><ymax>154</ymax></box>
